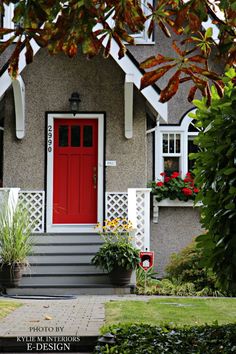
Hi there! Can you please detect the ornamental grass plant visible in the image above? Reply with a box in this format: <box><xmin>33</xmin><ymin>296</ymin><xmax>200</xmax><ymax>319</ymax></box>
<box><xmin>0</xmin><ymin>203</ymin><xmax>32</xmax><ymax>267</ymax></box>
<box><xmin>150</xmin><ymin>171</ymin><xmax>199</xmax><ymax>202</ymax></box>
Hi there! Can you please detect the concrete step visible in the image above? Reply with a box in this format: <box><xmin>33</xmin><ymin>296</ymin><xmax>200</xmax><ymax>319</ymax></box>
<box><xmin>32</xmin><ymin>244</ymin><xmax>101</xmax><ymax>254</ymax></box>
<box><xmin>24</xmin><ymin>264</ymin><xmax>102</xmax><ymax>274</ymax></box>
<box><xmin>31</xmin><ymin>233</ymin><xmax>102</xmax><ymax>244</ymax></box>
<box><xmin>6</xmin><ymin>285</ymin><xmax>132</xmax><ymax>296</ymax></box>
<box><xmin>28</xmin><ymin>254</ymin><xmax>94</xmax><ymax>264</ymax></box>
<box><xmin>20</xmin><ymin>273</ymin><xmax>111</xmax><ymax>286</ymax></box>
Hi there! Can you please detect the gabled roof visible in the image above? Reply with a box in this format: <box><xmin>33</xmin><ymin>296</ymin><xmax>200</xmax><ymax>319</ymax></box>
<box><xmin>0</xmin><ymin>38</ymin><xmax>168</xmax><ymax>121</ymax></box>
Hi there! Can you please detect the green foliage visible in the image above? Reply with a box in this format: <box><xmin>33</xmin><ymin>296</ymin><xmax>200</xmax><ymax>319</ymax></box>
<box><xmin>91</xmin><ymin>219</ymin><xmax>140</xmax><ymax>272</ymax></box>
<box><xmin>191</xmin><ymin>70</ymin><xmax>236</xmax><ymax>295</ymax></box>
<box><xmin>94</xmin><ymin>323</ymin><xmax>236</xmax><ymax>354</ymax></box>
<box><xmin>149</xmin><ymin>172</ymin><xmax>199</xmax><ymax>202</ymax></box>
<box><xmin>165</xmin><ymin>241</ymin><xmax>217</xmax><ymax>291</ymax></box>
<box><xmin>136</xmin><ymin>277</ymin><xmax>223</xmax><ymax>297</ymax></box>
<box><xmin>0</xmin><ymin>203</ymin><xmax>33</xmax><ymax>266</ymax></box>
<box><xmin>136</xmin><ymin>242</ymin><xmax>226</xmax><ymax>296</ymax></box>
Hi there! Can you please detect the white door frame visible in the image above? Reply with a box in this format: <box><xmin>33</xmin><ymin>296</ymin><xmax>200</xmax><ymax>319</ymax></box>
<box><xmin>46</xmin><ymin>112</ymin><xmax>104</xmax><ymax>233</ymax></box>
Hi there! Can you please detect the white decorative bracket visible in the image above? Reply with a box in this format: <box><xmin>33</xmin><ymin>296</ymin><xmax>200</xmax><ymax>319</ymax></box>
<box><xmin>12</xmin><ymin>75</ymin><xmax>25</xmax><ymax>139</ymax></box>
<box><xmin>124</xmin><ymin>73</ymin><xmax>134</xmax><ymax>139</ymax></box>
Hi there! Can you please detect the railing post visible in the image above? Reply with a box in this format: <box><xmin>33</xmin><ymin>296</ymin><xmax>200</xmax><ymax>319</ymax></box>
<box><xmin>128</xmin><ymin>188</ymin><xmax>151</xmax><ymax>251</ymax></box>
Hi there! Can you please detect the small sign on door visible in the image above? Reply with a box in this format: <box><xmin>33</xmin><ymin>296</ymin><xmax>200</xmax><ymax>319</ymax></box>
<box><xmin>139</xmin><ymin>251</ymin><xmax>154</xmax><ymax>271</ymax></box>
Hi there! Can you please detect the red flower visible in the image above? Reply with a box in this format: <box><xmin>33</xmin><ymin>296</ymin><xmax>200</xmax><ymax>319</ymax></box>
<box><xmin>194</xmin><ymin>188</ymin><xmax>199</xmax><ymax>193</ymax></box>
<box><xmin>164</xmin><ymin>177</ymin><xmax>170</xmax><ymax>183</ymax></box>
<box><xmin>182</xmin><ymin>187</ymin><xmax>193</xmax><ymax>196</ymax></box>
<box><xmin>184</xmin><ymin>178</ymin><xmax>191</xmax><ymax>183</ymax></box>
<box><xmin>156</xmin><ymin>182</ymin><xmax>164</xmax><ymax>187</ymax></box>
<box><xmin>160</xmin><ymin>172</ymin><xmax>166</xmax><ymax>176</ymax></box>
<box><xmin>186</xmin><ymin>172</ymin><xmax>192</xmax><ymax>177</ymax></box>
<box><xmin>171</xmin><ymin>171</ymin><xmax>179</xmax><ymax>178</ymax></box>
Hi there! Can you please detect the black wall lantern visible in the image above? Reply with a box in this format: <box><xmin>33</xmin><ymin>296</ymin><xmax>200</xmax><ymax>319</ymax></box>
<box><xmin>69</xmin><ymin>92</ymin><xmax>81</xmax><ymax>115</ymax></box>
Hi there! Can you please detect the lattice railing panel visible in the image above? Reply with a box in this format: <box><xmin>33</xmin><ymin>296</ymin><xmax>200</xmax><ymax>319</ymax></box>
<box><xmin>18</xmin><ymin>191</ymin><xmax>45</xmax><ymax>233</ymax></box>
<box><xmin>105</xmin><ymin>192</ymin><xmax>128</xmax><ymax>220</ymax></box>
<box><xmin>135</xmin><ymin>191</ymin><xmax>146</xmax><ymax>250</ymax></box>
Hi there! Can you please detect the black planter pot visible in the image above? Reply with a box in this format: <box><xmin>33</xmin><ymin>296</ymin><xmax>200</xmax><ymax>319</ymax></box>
<box><xmin>109</xmin><ymin>267</ymin><xmax>133</xmax><ymax>286</ymax></box>
<box><xmin>0</xmin><ymin>263</ymin><xmax>24</xmax><ymax>288</ymax></box>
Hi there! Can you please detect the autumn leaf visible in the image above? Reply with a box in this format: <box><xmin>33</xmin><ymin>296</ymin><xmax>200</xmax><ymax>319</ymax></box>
<box><xmin>140</xmin><ymin>64</ymin><xmax>176</xmax><ymax>90</ymax></box>
<box><xmin>188</xmin><ymin>86</ymin><xmax>198</xmax><ymax>102</ymax></box>
<box><xmin>140</xmin><ymin>54</ymin><xmax>174</xmax><ymax>69</ymax></box>
<box><xmin>189</xmin><ymin>12</ymin><xmax>201</xmax><ymax>32</ymax></box>
<box><xmin>159</xmin><ymin>70</ymin><xmax>181</xmax><ymax>103</ymax></box>
<box><xmin>188</xmin><ymin>55</ymin><xmax>207</xmax><ymax>64</ymax></box>
<box><xmin>25</xmin><ymin>38</ymin><xmax>33</xmax><ymax>64</ymax></box>
<box><xmin>172</xmin><ymin>41</ymin><xmax>185</xmax><ymax>56</ymax></box>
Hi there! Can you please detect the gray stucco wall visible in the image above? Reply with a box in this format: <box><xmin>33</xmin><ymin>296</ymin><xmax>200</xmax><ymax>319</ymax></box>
<box><xmin>151</xmin><ymin>207</ymin><xmax>203</xmax><ymax>277</ymax></box>
<box><xmin>3</xmin><ymin>50</ymin><xmax>147</xmax><ymax>191</ymax></box>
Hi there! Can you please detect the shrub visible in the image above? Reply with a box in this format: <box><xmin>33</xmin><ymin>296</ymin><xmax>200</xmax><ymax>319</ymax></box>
<box><xmin>94</xmin><ymin>323</ymin><xmax>236</xmax><ymax>353</ymax></box>
<box><xmin>165</xmin><ymin>240</ymin><xmax>218</xmax><ymax>291</ymax></box>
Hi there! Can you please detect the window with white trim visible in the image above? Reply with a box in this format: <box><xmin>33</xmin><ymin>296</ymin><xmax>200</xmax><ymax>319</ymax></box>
<box><xmin>155</xmin><ymin>109</ymin><xmax>200</xmax><ymax>179</ymax></box>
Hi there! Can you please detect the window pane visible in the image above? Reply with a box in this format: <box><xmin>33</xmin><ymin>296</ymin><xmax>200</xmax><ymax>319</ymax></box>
<box><xmin>59</xmin><ymin>126</ymin><xmax>68</xmax><ymax>147</ymax></box>
<box><xmin>176</xmin><ymin>134</ymin><xmax>180</xmax><ymax>153</ymax></box>
<box><xmin>83</xmin><ymin>126</ymin><xmax>93</xmax><ymax>147</ymax></box>
<box><xmin>71</xmin><ymin>126</ymin><xmax>80</xmax><ymax>147</ymax></box>
<box><xmin>188</xmin><ymin>120</ymin><xmax>199</xmax><ymax>132</ymax></box>
<box><xmin>169</xmin><ymin>134</ymin><xmax>174</xmax><ymax>153</ymax></box>
<box><xmin>163</xmin><ymin>134</ymin><xmax>168</xmax><ymax>153</ymax></box>
<box><xmin>188</xmin><ymin>136</ymin><xmax>198</xmax><ymax>171</ymax></box>
<box><xmin>164</xmin><ymin>157</ymin><xmax>179</xmax><ymax>176</ymax></box>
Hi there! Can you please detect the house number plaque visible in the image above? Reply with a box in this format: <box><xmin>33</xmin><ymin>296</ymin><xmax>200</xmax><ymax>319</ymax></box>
<box><xmin>48</xmin><ymin>125</ymin><xmax>52</xmax><ymax>152</ymax></box>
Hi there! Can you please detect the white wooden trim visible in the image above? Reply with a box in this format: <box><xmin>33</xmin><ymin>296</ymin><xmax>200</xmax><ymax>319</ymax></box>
<box><xmin>0</xmin><ymin>39</ymin><xmax>40</xmax><ymax>99</ymax></box>
<box><xmin>46</xmin><ymin>113</ymin><xmax>104</xmax><ymax>233</ymax></box>
<box><xmin>12</xmin><ymin>75</ymin><xmax>25</xmax><ymax>139</ymax></box>
<box><xmin>124</xmin><ymin>74</ymin><xmax>134</xmax><ymax>139</ymax></box>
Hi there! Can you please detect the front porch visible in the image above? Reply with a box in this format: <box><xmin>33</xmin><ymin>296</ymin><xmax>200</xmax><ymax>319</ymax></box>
<box><xmin>0</xmin><ymin>188</ymin><xmax>151</xmax><ymax>295</ymax></box>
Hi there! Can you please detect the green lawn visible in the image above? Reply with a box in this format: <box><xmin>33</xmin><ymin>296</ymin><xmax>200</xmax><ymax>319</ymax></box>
<box><xmin>0</xmin><ymin>300</ymin><xmax>21</xmax><ymax>319</ymax></box>
<box><xmin>105</xmin><ymin>298</ymin><xmax>236</xmax><ymax>327</ymax></box>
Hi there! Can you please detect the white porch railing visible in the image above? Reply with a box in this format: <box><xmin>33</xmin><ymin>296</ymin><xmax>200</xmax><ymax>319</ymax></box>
<box><xmin>18</xmin><ymin>191</ymin><xmax>45</xmax><ymax>233</ymax></box>
<box><xmin>106</xmin><ymin>189</ymin><xmax>151</xmax><ymax>251</ymax></box>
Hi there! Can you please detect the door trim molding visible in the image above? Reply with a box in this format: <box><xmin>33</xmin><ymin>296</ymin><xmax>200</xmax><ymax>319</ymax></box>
<box><xmin>46</xmin><ymin>112</ymin><xmax>104</xmax><ymax>233</ymax></box>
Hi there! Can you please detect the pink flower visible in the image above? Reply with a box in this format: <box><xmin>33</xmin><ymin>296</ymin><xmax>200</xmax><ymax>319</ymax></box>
<box><xmin>156</xmin><ymin>182</ymin><xmax>164</xmax><ymax>187</ymax></box>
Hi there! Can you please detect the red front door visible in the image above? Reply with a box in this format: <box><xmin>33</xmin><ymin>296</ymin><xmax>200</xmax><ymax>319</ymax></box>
<box><xmin>53</xmin><ymin>119</ymin><xmax>98</xmax><ymax>224</ymax></box>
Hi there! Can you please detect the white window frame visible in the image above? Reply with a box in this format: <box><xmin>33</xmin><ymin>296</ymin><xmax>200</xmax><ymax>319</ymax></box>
<box><xmin>155</xmin><ymin>109</ymin><xmax>198</xmax><ymax>180</ymax></box>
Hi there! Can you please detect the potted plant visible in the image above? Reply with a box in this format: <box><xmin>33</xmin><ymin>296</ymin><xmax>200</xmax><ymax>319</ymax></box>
<box><xmin>91</xmin><ymin>218</ymin><xmax>140</xmax><ymax>286</ymax></box>
<box><xmin>0</xmin><ymin>202</ymin><xmax>33</xmax><ymax>289</ymax></box>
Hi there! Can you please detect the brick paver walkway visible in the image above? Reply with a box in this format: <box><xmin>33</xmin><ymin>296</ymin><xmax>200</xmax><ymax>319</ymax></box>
<box><xmin>0</xmin><ymin>295</ymin><xmax>150</xmax><ymax>337</ymax></box>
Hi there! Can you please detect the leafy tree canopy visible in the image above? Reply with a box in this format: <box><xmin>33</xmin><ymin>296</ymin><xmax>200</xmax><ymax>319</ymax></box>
<box><xmin>0</xmin><ymin>0</ymin><xmax>235</xmax><ymax>102</ymax></box>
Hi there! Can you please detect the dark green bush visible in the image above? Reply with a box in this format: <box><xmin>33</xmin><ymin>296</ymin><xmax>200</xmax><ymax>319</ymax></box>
<box><xmin>94</xmin><ymin>323</ymin><xmax>236</xmax><ymax>354</ymax></box>
<box><xmin>165</xmin><ymin>240</ymin><xmax>218</xmax><ymax>291</ymax></box>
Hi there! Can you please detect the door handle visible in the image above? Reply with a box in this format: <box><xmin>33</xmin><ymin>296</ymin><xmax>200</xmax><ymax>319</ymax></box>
<box><xmin>93</xmin><ymin>167</ymin><xmax>97</xmax><ymax>189</ymax></box>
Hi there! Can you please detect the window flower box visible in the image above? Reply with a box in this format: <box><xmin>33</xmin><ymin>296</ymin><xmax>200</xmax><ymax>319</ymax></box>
<box><xmin>153</xmin><ymin>198</ymin><xmax>195</xmax><ymax>223</ymax></box>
